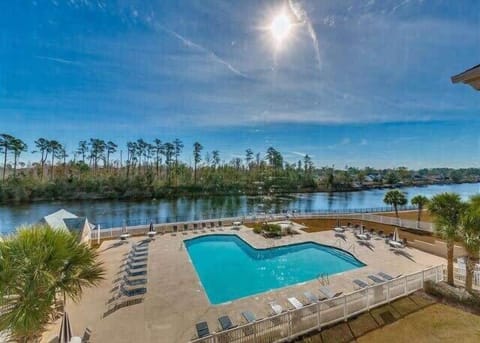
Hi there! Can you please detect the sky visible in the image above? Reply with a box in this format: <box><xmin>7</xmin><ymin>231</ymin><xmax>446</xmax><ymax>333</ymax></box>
<box><xmin>0</xmin><ymin>0</ymin><xmax>479</xmax><ymax>169</ymax></box>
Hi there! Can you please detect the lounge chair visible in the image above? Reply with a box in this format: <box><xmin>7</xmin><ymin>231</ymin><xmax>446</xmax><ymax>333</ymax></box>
<box><xmin>368</xmin><ymin>275</ymin><xmax>385</xmax><ymax>284</ymax></box>
<box><xmin>288</xmin><ymin>297</ymin><xmax>303</xmax><ymax>309</ymax></box>
<box><xmin>218</xmin><ymin>315</ymin><xmax>235</xmax><ymax>331</ymax></box>
<box><xmin>125</xmin><ymin>269</ymin><xmax>147</xmax><ymax>277</ymax></box>
<box><xmin>353</xmin><ymin>279</ymin><xmax>369</xmax><ymax>289</ymax></box>
<box><xmin>195</xmin><ymin>321</ymin><xmax>210</xmax><ymax>338</ymax></box>
<box><xmin>125</xmin><ymin>262</ymin><xmax>147</xmax><ymax>270</ymax></box>
<box><xmin>121</xmin><ymin>285</ymin><xmax>146</xmax><ymax>297</ymax></box>
<box><xmin>123</xmin><ymin>274</ymin><xmax>147</xmax><ymax>286</ymax></box>
<box><xmin>241</xmin><ymin>311</ymin><xmax>256</xmax><ymax>323</ymax></box>
<box><xmin>269</xmin><ymin>301</ymin><xmax>283</xmax><ymax>315</ymax></box>
<box><xmin>304</xmin><ymin>291</ymin><xmax>320</xmax><ymax>303</ymax></box>
<box><xmin>319</xmin><ymin>286</ymin><xmax>342</xmax><ymax>299</ymax></box>
<box><xmin>126</xmin><ymin>256</ymin><xmax>148</xmax><ymax>263</ymax></box>
<box><xmin>378</xmin><ymin>272</ymin><xmax>402</xmax><ymax>281</ymax></box>
<box><xmin>81</xmin><ymin>327</ymin><xmax>92</xmax><ymax>343</ymax></box>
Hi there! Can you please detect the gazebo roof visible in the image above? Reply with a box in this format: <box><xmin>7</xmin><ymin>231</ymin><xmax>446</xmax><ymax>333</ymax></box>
<box><xmin>451</xmin><ymin>64</ymin><xmax>480</xmax><ymax>90</ymax></box>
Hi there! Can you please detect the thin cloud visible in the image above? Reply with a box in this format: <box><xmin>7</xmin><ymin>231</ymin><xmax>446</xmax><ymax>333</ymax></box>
<box><xmin>156</xmin><ymin>24</ymin><xmax>249</xmax><ymax>79</ymax></box>
<box><xmin>35</xmin><ymin>56</ymin><xmax>82</xmax><ymax>66</ymax></box>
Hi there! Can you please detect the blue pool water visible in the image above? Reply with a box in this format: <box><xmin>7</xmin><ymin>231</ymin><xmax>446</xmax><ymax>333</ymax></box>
<box><xmin>185</xmin><ymin>235</ymin><xmax>365</xmax><ymax>304</ymax></box>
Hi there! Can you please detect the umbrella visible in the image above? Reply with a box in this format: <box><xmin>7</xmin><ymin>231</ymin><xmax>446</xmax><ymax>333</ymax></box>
<box><xmin>392</xmin><ymin>227</ymin><xmax>400</xmax><ymax>242</ymax></box>
<box><xmin>58</xmin><ymin>312</ymin><xmax>72</xmax><ymax>343</ymax></box>
<box><xmin>149</xmin><ymin>220</ymin><xmax>154</xmax><ymax>232</ymax></box>
<box><xmin>359</xmin><ymin>225</ymin><xmax>364</xmax><ymax>235</ymax></box>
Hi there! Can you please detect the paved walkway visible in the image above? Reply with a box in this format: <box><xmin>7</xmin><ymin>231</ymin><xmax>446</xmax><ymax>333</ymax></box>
<box><xmin>42</xmin><ymin>226</ymin><xmax>445</xmax><ymax>343</ymax></box>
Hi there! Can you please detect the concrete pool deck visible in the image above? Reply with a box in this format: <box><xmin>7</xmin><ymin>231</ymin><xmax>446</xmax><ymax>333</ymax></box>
<box><xmin>43</xmin><ymin>226</ymin><xmax>445</xmax><ymax>343</ymax></box>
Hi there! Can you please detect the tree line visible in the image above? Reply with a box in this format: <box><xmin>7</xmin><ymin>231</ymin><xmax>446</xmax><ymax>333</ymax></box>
<box><xmin>0</xmin><ymin>132</ymin><xmax>479</xmax><ymax>204</ymax></box>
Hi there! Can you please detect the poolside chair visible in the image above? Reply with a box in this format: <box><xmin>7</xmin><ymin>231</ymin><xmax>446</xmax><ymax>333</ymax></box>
<box><xmin>125</xmin><ymin>269</ymin><xmax>147</xmax><ymax>277</ymax></box>
<box><xmin>269</xmin><ymin>301</ymin><xmax>283</xmax><ymax>315</ymax></box>
<box><xmin>121</xmin><ymin>285</ymin><xmax>146</xmax><ymax>297</ymax></box>
<box><xmin>287</xmin><ymin>297</ymin><xmax>303</xmax><ymax>309</ymax></box>
<box><xmin>195</xmin><ymin>321</ymin><xmax>210</xmax><ymax>338</ymax></box>
<box><xmin>241</xmin><ymin>310</ymin><xmax>257</xmax><ymax>323</ymax></box>
<box><xmin>353</xmin><ymin>279</ymin><xmax>369</xmax><ymax>289</ymax></box>
<box><xmin>304</xmin><ymin>291</ymin><xmax>321</xmax><ymax>303</ymax></box>
<box><xmin>125</xmin><ymin>262</ymin><xmax>147</xmax><ymax>270</ymax></box>
<box><xmin>126</xmin><ymin>255</ymin><xmax>148</xmax><ymax>263</ymax></box>
<box><xmin>81</xmin><ymin>327</ymin><xmax>92</xmax><ymax>343</ymax></box>
<box><xmin>319</xmin><ymin>286</ymin><xmax>343</xmax><ymax>299</ymax></box>
<box><xmin>378</xmin><ymin>272</ymin><xmax>402</xmax><ymax>281</ymax></box>
<box><xmin>123</xmin><ymin>276</ymin><xmax>147</xmax><ymax>286</ymax></box>
<box><xmin>368</xmin><ymin>275</ymin><xmax>385</xmax><ymax>284</ymax></box>
<box><xmin>218</xmin><ymin>315</ymin><xmax>236</xmax><ymax>331</ymax></box>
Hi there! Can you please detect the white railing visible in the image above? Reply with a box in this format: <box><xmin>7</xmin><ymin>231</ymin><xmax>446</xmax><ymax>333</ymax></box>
<box><xmin>453</xmin><ymin>267</ymin><xmax>480</xmax><ymax>288</ymax></box>
<box><xmin>190</xmin><ymin>265</ymin><xmax>444</xmax><ymax>343</ymax></box>
<box><xmin>92</xmin><ymin>212</ymin><xmax>435</xmax><ymax>241</ymax></box>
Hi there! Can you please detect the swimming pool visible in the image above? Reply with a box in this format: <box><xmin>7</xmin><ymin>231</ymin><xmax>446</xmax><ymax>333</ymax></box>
<box><xmin>185</xmin><ymin>235</ymin><xmax>365</xmax><ymax>304</ymax></box>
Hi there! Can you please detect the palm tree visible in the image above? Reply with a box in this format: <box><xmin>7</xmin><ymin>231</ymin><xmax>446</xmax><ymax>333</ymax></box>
<box><xmin>460</xmin><ymin>195</ymin><xmax>480</xmax><ymax>293</ymax></box>
<box><xmin>429</xmin><ymin>192</ymin><xmax>467</xmax><ymax>286</ymax></box>
<box><xmin>0</xmin><ymin>133</ymin><xmax>15</xmax><ymax>182</ymax></box>
<box><xmin>0</xmin><ymin>225</ymin><xmax>105</xmax><ymax>342</ymax></box>
<box><xmin>411</xmin><ymin>195</ymin><xmax>429</xmax><ymax>224</ymax></box>
<box><xmin>10</xmin><ymin>138</ymin><xmax>27</xmax><ymax>178</ymax></box>
<box><xmin>383</xmin><ymin>189</ymin><xmax>407</xmax><ymax>217</ymax></box>
<box><xmin>33</xmin><ymin>138</ymin><xmax>50</xmax><ymax>180</ymax></box>
<box><xmin>193</xmin><ymin>142</ymin><xmax>203</xmax><ymax>185</ymax></box>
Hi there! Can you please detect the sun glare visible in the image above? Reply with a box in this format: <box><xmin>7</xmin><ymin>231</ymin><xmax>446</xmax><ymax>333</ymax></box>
<box><xmin>271</xmin><ymin>13</ymin><xmax>291</xmax><ymax>44</ymax></box>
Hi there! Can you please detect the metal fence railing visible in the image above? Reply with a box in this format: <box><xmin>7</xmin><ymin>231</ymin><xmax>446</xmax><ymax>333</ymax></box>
<box><xmin>90</xmin><ymin>210</ymin><xmax>435</xmax><ymax>241</ymax></box>
<box><xmin>190</xmin><ymin>265</ymin><xmax>444</xmax><ymax>343</ymax></box>
<box><xmin>92</xmin><ymin>205</ymin><xmax>419</xmax><ymax>229</ymax></box>
<box><xmin>454</xmin><ymin>268</ymin><xmax>480</xmax><ymax>288</ymax></box>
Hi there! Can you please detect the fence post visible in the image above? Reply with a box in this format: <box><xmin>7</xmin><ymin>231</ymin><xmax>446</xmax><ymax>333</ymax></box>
<box><xmin>288</xmin><ymin>311</ymin><xmax>292</xmax><ymax>338</ymax></box>
<box><xmin>317</xmin><ymin>302</ymin><xmax>321</xmax><ymax>330</ymax></box>
<box><xmin>366</xmin><ymin>288</ymin><xmax>370</xmax><ymax>310</ymax></box>
<box><xmin>387</xmin><ymin>280</ymin><xmax>391</xmax><ymax>301</ymax></box>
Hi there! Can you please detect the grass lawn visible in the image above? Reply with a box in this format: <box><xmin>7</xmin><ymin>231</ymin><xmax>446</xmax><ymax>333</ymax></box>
<box><xmin>358</xmin><ymin>304</ymin><xmax>480</xmax><ymax>343</ymax></box>
<box><xmin>380</xmin><ymin>210</ymin><xmax>434</xmax><ymax>223</ymax></box>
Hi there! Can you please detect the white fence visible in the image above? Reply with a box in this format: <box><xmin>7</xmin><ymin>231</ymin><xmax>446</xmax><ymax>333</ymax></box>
<box><xmin>454</xmin><ymin>267</ymin><xmax>480</xmax><ymax>288</ymax></box>
<box><xmin>91</xmin><ymin>212</ymin><xmax>434</xmax><ymax>241</ymax></box>
<box><xmin>190</xmin><ymin>265</ymin><xmax>444</xmax><ymax>343</ymax></box>
<box><xmin>352</xmin><ymin>213</ymin><xmax>435</xmax><ymax>233</ymax></box>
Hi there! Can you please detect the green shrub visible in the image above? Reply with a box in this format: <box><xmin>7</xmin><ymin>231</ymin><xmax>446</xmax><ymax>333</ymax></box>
<box><xmin>253</xmin><ymin>227</ymin><xmax>262</xmax><ymax>234</ymax></box>
<box><xmin>262</xmin><ymin>223</ymin><xmax>282</xmax><ymax>237</ymax></box>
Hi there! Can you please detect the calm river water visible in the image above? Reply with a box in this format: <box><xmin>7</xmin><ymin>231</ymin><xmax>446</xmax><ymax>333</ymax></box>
<box><xmin>1</xmin><ymin>183</ymin><xmax>479</xmax><ymax>234</ymax></box>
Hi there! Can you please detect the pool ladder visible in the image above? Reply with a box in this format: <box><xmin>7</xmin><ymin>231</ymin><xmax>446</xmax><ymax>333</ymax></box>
<box><xmin>318</xmin><ymin>273</ymin><xmax>330</xmax><ymax>286</ymax></box>
<box><xmin>335</xmin><ymin>239</ymin><xmax>356</xmax><ymax>256</ymax></box>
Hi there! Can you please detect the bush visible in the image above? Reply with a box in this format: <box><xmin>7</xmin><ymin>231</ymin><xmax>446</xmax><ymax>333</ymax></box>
<box><xmin>253</xmin><ymin>227</ymin><xmax>262</xmax><ymax>234</ymax></box>
<box><xmin>262</xmin><ymin>223</ymin><xmax>282</xmax><ymax>237</ymax></box>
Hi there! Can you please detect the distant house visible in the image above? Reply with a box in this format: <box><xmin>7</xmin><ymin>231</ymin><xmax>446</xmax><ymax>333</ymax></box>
<box><xmin>365</xmin><ymin>174</ymin><xmax>382</xmax><ymax>182</ymax></box>
<box><xmin>40</xmin><ymin>209</ymin><xmax>93</xmax><ymax>245</ymax></box>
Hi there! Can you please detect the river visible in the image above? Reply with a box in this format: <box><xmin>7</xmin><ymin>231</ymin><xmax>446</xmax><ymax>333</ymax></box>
<box><xmin>1</xmin><ymin>183</ymin><xmax>479</xmax><ymax>234</ymax></box>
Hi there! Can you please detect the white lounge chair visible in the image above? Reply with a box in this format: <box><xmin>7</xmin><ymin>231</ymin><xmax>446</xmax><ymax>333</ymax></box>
<box><xmin>287</xmin><ymin>297</ymin><xmax>303</xmax><ymax>309</ymax></box>
<box><xmin>319</xmin><ymin>286</ymin><xmax>342</xmax><ymax>299</ymax></box>
<box><xmin>269</xmin><ymin>301</ymin><xmax>283</xmax><ymax>315</ymax></box>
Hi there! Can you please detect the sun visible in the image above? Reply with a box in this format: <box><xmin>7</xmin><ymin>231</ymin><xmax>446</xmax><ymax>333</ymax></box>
<box><xmin>270</xmin><ymin>13</ymin><xmax>291</xmax><ymax>44</ymax></box>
